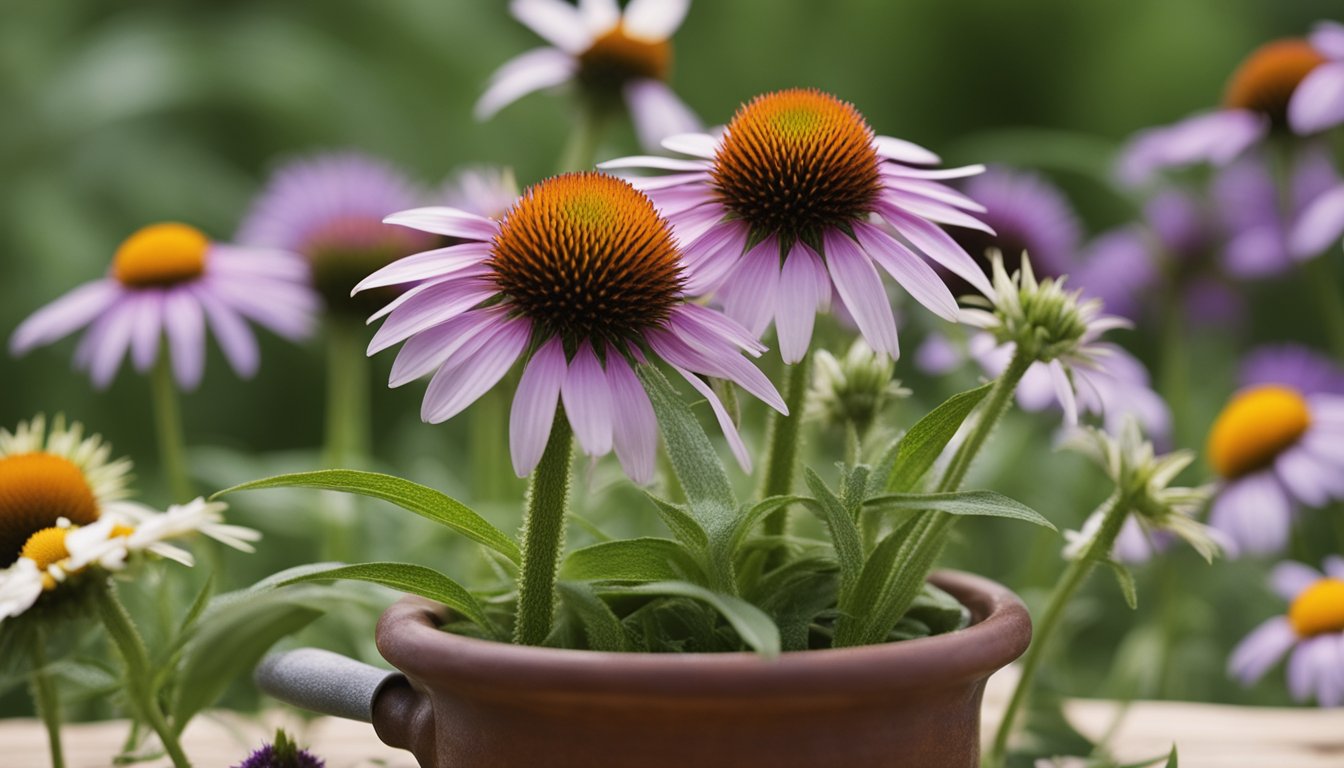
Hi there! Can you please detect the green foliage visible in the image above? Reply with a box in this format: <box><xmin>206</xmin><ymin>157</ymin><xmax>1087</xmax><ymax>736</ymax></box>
<box><xmin>561</xmin><ymin>538</ymin><xmax>707</xmax><ymax>585</ymax></box>
<box><xmin>864</xmin><ymin>490</ymin><xmax>1057</xmax><ymax>530</ymax></box>
<box><xmin>881</xmin><ymin>381</ymin><xmax>993</xmax><ymax>493</ymax></box>
<box><xmin>596</xmin><ymin>581</ymin><xmax>781</xmax><ymax>657</ymax></box>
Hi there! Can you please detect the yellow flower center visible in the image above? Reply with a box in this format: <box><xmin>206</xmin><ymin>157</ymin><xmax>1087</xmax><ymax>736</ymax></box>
<box><xmin>112</xmin><ymin>223</ymin><xmax>210</xmax><ymax>288</ymax></box>
<box><xmin>712</xmin><ymin>89</ymin><xmax>882</xmax><ymax>240</ymax></box>
<box><xmin>578</xmin><ymin>25</ymin><xmax>671</xmax><ymax>95</ymax></box>
<box><xmin>1206</xmin><ymin>385</ymin><xmax>1311</xmax><ymax>479</ymax></box>
<box><xmin>490</xmin><ymin>172</ymin><xmax>684</xmax><ymax>346</ymax></box>
<box><xmin>20</xmin><ymin>526</ymin><xmax>72</xmax><ymax>590</ymax></box>
<box><xmin>1223</xmin><ymin>38</ymin><xmax>1327</xmax><ymax>126</ymax></box>
<box><xmin>0</xmin><ymin>453</ymin><xmax>100</xmax><ymax>567</ymax></box>
<box><xmin>1289</xmin><ymin>578</ymin><xmax>1344</xmax><ymax>637</ymax></box>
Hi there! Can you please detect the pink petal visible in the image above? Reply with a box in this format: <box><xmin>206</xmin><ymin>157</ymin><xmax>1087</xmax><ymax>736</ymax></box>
<box><xmin>561</xmin><ymin>341</ymin><xmax>614</xmax><ymax>457</ymax></box>
<box><xmin>605</xmin><ymin>349</ymin><xmax>657</xmax><ymax>483</ymax></box>
<box><xmin>822</xmin><ymin>229</ymin><xmax>900</xmax><ymax>359</ymax></box>
<box><xmin>510</xmin><ymin>335</ymin><xmax>566</xmax><ymax>476</ymax></box>
<box><xmin>852</xmin><ymin>221</ymin><xmax>958</xmax><ymax>321</ymax></box>
<box><xmin>882</xmin><ymin>189</ymin><xmax>994</xmax><ymax>233</ymax></box>
<box><xmin>383</xmin><ymin>207</ymin><xmax>499</xmax><ymax>240</ymax></box>
<box><xmin>421</xmin><ymin>317</ymin><xmax>529</xmax><ymax>423</ymax></box>
<box><xmin>680</xmin><ymin>220</ymin><xmax>748</xmax><ymax>296</ymax></box>
<box><xmin>163</xmin><ymin>290</ymin><xmax>206</xmax><ymax>390</ymax></box>
<box><xmin>625</xmin><ymin>79</ymin><xmax>701</xmax><ymax>152</ymax></box>
<box><xmin>88</xmin><ymin>299</ymin><xmax>139</xmax><ymax>389</ymax></box>
<box><xmin>661</xmin><ymin>132</ymin><xmax>719</xmax><ymax>158</ymax></box>
<box><xmin>668</xmin><ymin>363</ymin><xmax>752</xmax><ymax>473</ymax></box>
<box><xmin>388</xmin><ymin>310</ymin><xmax>501</xmax><ymax>387</ymax></box>
<box><xmin>367</xmin><ymin>279</ymin><xmax>495</xmax><ymax>355</ymax></box>
<box><xmin>10</xmin><ymin>280</ymin><xmax>120</xmax><ymax>355</ymax></box>
<box><xmin>194</xmin><ymin>286</ymin><xmax>259</xmax><ymax>378</ymax></box>
<box><xmin>353</xmin><ymin>243</ymin><xmax>493</xmax><ymax>293</ymax></box>
<box><xmin>1270</xmin><ymin>560</ymin><xmax>1323</xmax><ymax>601</ymax></box>
<box><xmin>509</xmin><ymin>0</ymin><xmax>590</xmax><ymax>53</ymax></box>
<box><xmin>1289</xmin><ymin>62</ymin><xmax>1344</xmax><ymax>135</ymax></box>
<box><xmin>1048</xmin><ymin>359</ymin><xmax>1078</xmax><ymax>426</ymax></box>
<box><xmin>1228</xmin><ymin>617</ymin><xmax>1296</xmax><ymax>685</ymax></box>
<box><xmin>878</xmin><ymin>206</ymin><xmax>994</xmax><ymax>297</ymax></box>
<box><xmin>476</xmin><ymin>47</ymin><xmax>579</xmax><ymax>120</ymax></box>
<box><xmin>1289</xmin><ymin>184</ymin><xmax>1344</xmax><ymax>259</ymax></box>
<box><xmin>719</xmin><ymin>234</ymin><xmax>781</xmax><ymax>337</ymax></box>
<box><xmin>623</xmin><ymin>0</ymin><xmax>689</xmax><ymax>40</ymax></box>
<box><xmin>775</xmin><ymin>243</ymin><xmax>828</xmax><ymax>364</ymax></box>
<box><xmin>128</xmin><ymin>292</ymin><xmax>163</xmax><ymax>373</ymax></box>
<box><xmin>873</xmin><ymin>135</ymin><xmax>940</xmax><ymax>165</ymax></box>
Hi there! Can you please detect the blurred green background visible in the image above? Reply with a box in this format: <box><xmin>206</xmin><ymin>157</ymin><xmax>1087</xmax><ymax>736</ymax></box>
<box><xmin>1</xmin><ymin>0</ymin><xmax>1339</xmax><ymax>716</ymax></box>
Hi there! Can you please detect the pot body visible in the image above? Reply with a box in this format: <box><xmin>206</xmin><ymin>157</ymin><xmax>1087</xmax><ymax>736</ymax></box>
<box><xmin>373</xmin><ymin>570</ymin><xmax>1030</xmax><ymax>768</ymax></box>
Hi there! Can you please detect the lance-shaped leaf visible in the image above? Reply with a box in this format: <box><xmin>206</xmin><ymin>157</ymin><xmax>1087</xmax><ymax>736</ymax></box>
<box><xmin>561</xmin><ymin>538</ymin><xmax>708</xmax><ymax>585</ymax></box>
<box><xmin>864</xmin><ymin>490</ymin><xmax>1057</xmax><ymax>530</ymax></box>
<box><xmin>596</xmin><ymin>581</ymin><xmax>780</xmax><ymax>657</ymax></box>
<box><xmin>881</xmin><ymin>382</ymin><xmax>992</xmax><ymax>493</ymax></box>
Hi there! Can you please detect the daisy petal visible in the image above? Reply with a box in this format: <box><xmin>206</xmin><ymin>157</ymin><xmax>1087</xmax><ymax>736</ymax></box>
<box><xmin>509</xmin><ymin>0</ymin><xmax>590</xmax><ymax>53</ymax></box>
<box><xmin>775</xmin><ymin>243</ymin><xmax>828</xmax><ymax>364</ymax></box>
<box><xmin>510</xmin><ymin>336</ymin><xmax>565</xmax><ymax>476</ymax></box>
<box><xmin>194</xmin><ymin>288</ymin><xmax>259</xmax><ymax>378</ymax></box>
<box><xmin>561</xmin><ymin>341</ymin><xmax>614</xmax><ymax>456</ymax></box>
<box><xmin>476</xmin><ymin>47</ymin><xmax>579</xmax><ymax>121</ymax></box>
<box><xmin>606</xmin><ymin>350</ymin><xmax>658</xmax><ymax>483</ymax></box>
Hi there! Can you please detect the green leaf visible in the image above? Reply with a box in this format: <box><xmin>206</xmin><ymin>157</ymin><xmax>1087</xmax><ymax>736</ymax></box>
<box><xmin>643</xmin><ymin>492</ymin><xmax>709</xmax><ymax>550</ymax></box>
<box><xmin>884</xmin><ymin>382</ymin><xmax>992</xmax><ymax>493</ymax></box>
<box><xmin>864</xmin><ymin>490</ymin><xmax>1057</xmax><ymax>530</ymax></box>
<box><xmin>597</xmin><ymin>581</ymin><xmax>780</xmax><ymax>657</ymax></box>
<box><xmin>1165</xmin><ymin>745</ymin><xmax>1179</xmax><ymax>768</ymax></box>
<box><xmin>278</xmin><ymin>562</ymin><xmax>497</xmax><ymax>637</ymax></box>
<box><xmin>215</xmin><ymin>469</ymin><xmax>521</xmax><ymax>564</ymax></box>
<box><xmin>561</xmin><ymin>538</ymin><xmax>707</xmax><ymax>585</ymax></box>
<box><xmin>802</xmin><ymin>469</ymin><xmax>865</xmax><ymax>602</ymax></box>
<box><xmin>725</xmin><ymin>495</ymin><xmax>809</xmax><ymax>559</ymax></box>
<box><xmin>636</xmin><ymin>365</ymin><xmax>737</xmax><ymax>538</ymax></box>
<box><xmin>556</xmin><ymin>582</ymin><xmax>629</xmax><ymax>652</ymax></box>
<box><xmin>1105</xmin><ymin>559</ymin><xmax>1139</xmax><ymax>610</ymax></box>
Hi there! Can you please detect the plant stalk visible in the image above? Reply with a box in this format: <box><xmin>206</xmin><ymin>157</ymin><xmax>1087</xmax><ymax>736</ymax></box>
<box><xmin>94</xmin><ymin>580</ymin><xmax>192</xmax><ymax>768</ymax></box>
<box><xmin>150</xmin><ymin>355</ymin><xmax>193</xmax><ymax>502</ymax></box>
<box><xmin>322</xmin><ymin>317</ymin><xmax>370</xmax><ymax>469</ymax></box>
<box><xmin>1304</xmin><ymin>256</ymin><xmax>1344</xmax><ymax>359</ymax></box>
<box><xmin>29</xmin><ymin>631</ymin><xmax>66</xmax><ymax>768</ymax></box>
<box><xmin>986</xmin><ymin>491</ymin><xmax>1133</xmax><ymax>768</ymax></box>
<box><xmin>557</xmin><ymin>104</ymin><xmax>608</xmax><ymax>174</ymax></box>
<box><xmin>937</xmin><ymin>346</ymin><xmax>1032</xmax><ymax>493</ymax></box>
<box><xmin>513</xmin><ymin>412</ymin><xmax>574</xmax><ymax>646</ymax></box>
<box><xmin>760</xmin><ymin>354</ymin><xmax>814</xmax><ymax>542</ymax></box>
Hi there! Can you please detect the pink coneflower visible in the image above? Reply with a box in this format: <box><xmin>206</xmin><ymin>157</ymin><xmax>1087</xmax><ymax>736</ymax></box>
<box><xmin>476</xmin><ymin>0</ymin><xmax>699</xmax><ymax>151</ymax></box>
<box><xmin>1229</xmin><ymin>557</ymin><xmax>1344</xmax><ymax>706</ymax></box>
<box><xmin>237</xmin><ymin>152</ymin><xmax>434</xmax><ymax>317</ymax></box>
<box><xmin>1119</xmin><ymin>22</ymin><xmax>1344</xmax><ymax>185</ymax></box>
<box><xmin>603</xmin><ymin>88</ymin><xmax>991</xmax><ymax>363</ymax></box>
<box><xmin>10</xmin><ymin>223</ymin><xmax>316</xmax><ymax>389</ymax></box>
<box><xmin>1206</xmin><ymin>346</ymin><xmax>1344</xmax><ymax>556</ymax></box>
<box><xmin>357</xmin><ymin>172</ymin><xmax>785</xmax><ymax>481</ymax></box>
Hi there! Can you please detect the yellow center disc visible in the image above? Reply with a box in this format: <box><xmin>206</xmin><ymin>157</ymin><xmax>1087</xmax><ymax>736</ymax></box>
<box><xmin>1206</xmin><ymin>385</ymin><xmax>1311</xmax><ymax>479</ymax></box>
<box><xmin>112</xmin><ymin>223</ymin><xmax>210</xmax><ymax>288</ymax></box>
<box><xmin>1289</xmin><ymin>578</ymin><xmax>1344</xmax><ymax>637</ymax></box>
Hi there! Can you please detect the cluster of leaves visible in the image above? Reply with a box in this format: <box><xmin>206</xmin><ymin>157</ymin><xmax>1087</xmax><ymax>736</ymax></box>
<box><xmin>220</xmin><ymin>367</ymin><xmax>1055</xmax><ymax>656</ymax></box>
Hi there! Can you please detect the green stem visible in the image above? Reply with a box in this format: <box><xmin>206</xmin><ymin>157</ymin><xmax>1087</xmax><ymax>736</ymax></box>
<box><xmin>470</xmin><ymin>388</ymin><xmax>511</xmax><ymax>502</ymax></box>
<box><xmin>322</xmin><ymin>317</ymin><xmax>370</xmax><ymax>469</ymax></box>
<box><xmin>760</xmin><ymin>354</ymin><xmax>814</xmax><ymax>541</ymax></box>
<box><xmin>986</xmin><ymin>492</ymin><xmax>1133</xmax><ymax>768</ymax></box>
<box><xmin>937</xmin><ymin>346</ymin><xmax>1033</xmax><ymax>493</ymax></box>
<box><xmin>513</xmin><ymin>412</ymin><xmax>574</xmax><ymax>646</ymax></box>
<box><xmin>29</xmin><ymin>631</ymin><xmax>66</xmax><ymax>768</ymax></box>
<box><xmin>94</xmin><ymin>580</ymin><xmax>192</xmax><ymax>768</ymax></box>
<box><xmin>1304</xmin><ymin>256</ymin><xmax>1344</xmax><ymax>359</ymax></box>
<box><xmin>557</xmin><ymin>105</ymin><xmax>608</xmax><ymax>174</ymax></box>
<box><xmin>150</xmin><ymin>355</ymin><xmax>193</xmax><ymax>502</ymax></box>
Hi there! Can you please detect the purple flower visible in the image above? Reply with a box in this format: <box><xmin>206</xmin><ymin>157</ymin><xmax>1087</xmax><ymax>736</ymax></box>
<box><xmin>357</xmin><ymin>172</ymin><xmax>785</xmax><ymax>481</ymax></box>
<box><xmin>10</xmin><ymin>223</ymin><xmax>316</xmax><ymax>389</ymax></box>
<box><xmin>233</xmin><ymin>731</ymin><xmax>325</xmax><ymax>768</ymax></box>
<box><xmin>1118</xmin><ymin>23</ymin><xmax>1344</xmax><ymax>185</ymax></box>
<box><xmin>948</xmin><ymin>167</ymin><xmax>1082</xmax><ymax>286</ymax></box>
<box><xmin>1228</xmin><ymin>557</ymin><xmax>1344</xmax><ymax>707</ymax></box>
<box><xmin>603</xmin><ymin>88</ymin><xmax>992</xmax><ymax>363</ymax></box>
<box><xmin>476</xmin><ymin>0</ymin><xmax>700</xmax><ymax>151</ymax></box>
<box><xmin>1206</xmin><ymin>346</ymin><xmax>1344</xmax><ymax>557</ymax></box>
<box><xmin>237</xmin><ymin>152</ymin><xmax>435</xmax><ymax>317</ymax></box>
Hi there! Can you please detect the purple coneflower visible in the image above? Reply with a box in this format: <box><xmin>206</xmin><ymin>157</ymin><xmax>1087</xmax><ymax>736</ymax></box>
<box><xmin>603</xmin><ymin>88</ymin><xmax>991</xmax><ymax>362</ymax></box>
<box><xmin>476</xmin><ymin>0</ymin><xmax>699</xmax><ymax>151</ymax></box>
<box><xmin>10</xmin><ymin>223</ymin><xmax>315</xmax><ymax>389</ymax></box>
<box><xmin>1215</xmin><ymin>144</ymin><xmax>1344</xmax><ymax>268</ymax></box>
<box><xmin>358</xmin><ymin>172</ymin><xmax>784</xmax><ymax>481</ymax></box>
<box><xmin>233</xmin><ymin>730</ymin><xmax>325</xmax><ymax>768</ymax></box>
<box><xmin>237</xmin><ymin>152</ymin><xmax>434</xmax><ymax>317</ymax></box>
<box><xmin>1206</xmin><ymin>345</ymin><xmax>1344</xmax><ymax>557</ymax></box>
<box><xmin>1229</xmin><ymin>557</ymin><xmax>1344</xmax><ymax>707</ymax></box>
<box><xmin>1119</xmin><ymin>22</ymin><xmax>1344</xmax><ymax>185</ymax></box>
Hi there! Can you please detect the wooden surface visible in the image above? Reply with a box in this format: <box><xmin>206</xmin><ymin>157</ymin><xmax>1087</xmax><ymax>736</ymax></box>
<box><xmin>4</xmin><ymin>671</ymin><xmax>1343</xmax><ymax>767</ymax></box>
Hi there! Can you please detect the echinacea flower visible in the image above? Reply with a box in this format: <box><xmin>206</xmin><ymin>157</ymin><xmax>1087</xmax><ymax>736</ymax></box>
<box><xmin>1119</xmin><ymin>22</ymin><xmax>1344</xmax><ymax>185</ymax></box>
<box><xmin>603</xmin><ymin>88</ymin><xmax>992</xmax><ymax>362</ymax></box>
<box><xmin>961</xmin><ymin>254</ymin><xmax>1170</xmax><ymax>438</ymax></box>
<box><xmin>357</xmin><ymin>172</ymin><xmax>785</xmax><ymax>481</ymax></box>
<box><xmin>1206</xmin><ymin>346</ymin><xmax>1344</xmax><ymax>556</ymax></box>
<box><xmin>10</xmin><ymin>223</ymin><xmax>316</xmax><ymax>389</ymax></box>
<box><xmin>1229</xmin><ymin>557</ymin><xmax>1344</xmax><ymax>706</ymax></box>
<box><xmin>477</xmin><ymin>0</ymin><xmax>699</xmax><ymax>151</ymax></box>
<box><xmin>0</xmin><ymin>416</ymin><xmax>258</xmax><ymax>625</ymax></box>
<box><xmin>233</xmin><ymin>730</ymin><xmax>325</xmax><ymax>768</ymax></box>
<box><xmin>1214</xmin><ymin>143</ymin><xmax>1344</xmax><ymax>269</ymax></box>
<box><xmin>237</xmin><ymin>152</ymin><xmax>434</xmax><ymax>317</ymax></box>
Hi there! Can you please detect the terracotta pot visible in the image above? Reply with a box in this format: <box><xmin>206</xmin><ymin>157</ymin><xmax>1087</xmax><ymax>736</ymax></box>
<box><xmin>369</xmin><ymin>570</ymin><xmax>1031</xmax><ymax>768</ymax></box>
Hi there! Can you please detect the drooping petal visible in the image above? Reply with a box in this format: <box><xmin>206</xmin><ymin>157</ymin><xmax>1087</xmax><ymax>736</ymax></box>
<box><xmin>162</xmin><ymin>290</ymin><xmax>206</xmax><ymax>390</ymax></box>
<box><xmin>561</xmin><ymin>341</ymin><xmax>614</xmax><ymax>457</ymax></box>
<box><xmin>128</xmin><ymin>292</ymin><xmax>163</xmax><ymax>373</ymax></box>
<box><xmin>624</xmin><ymin>80</ymin><xmax>702</xmax><ymax>152</ymax></box>
<box><xmin>823</xmin><ymin>229</ymin><xmax>900</xmax><ymax>359</ymax></box>
<box><xmin>605</xmin><ymin>350</ymin><xmax>657</xmax><ymax>483</ymax></box>
<box><xmin>878</xmin><ymin>205</ymin><xmax>994</xmax><ymax>297</ymax></box>
<box><xmin>852</xmin><ymin>221</ymin><xmax>958</xmax><ymax>321</ymax></box>
<box><xmin>510</xmin><ymin>335</ymin><xmax>566</xmax><ymax>476</ymax></box>
<box><xmin>650</xmin><ymin>328</ymin><xmax>786</xmax><ymax>414</ymax></box>
<box><xmin>623</xmin><ymin>0</ymin><xmax>690</xmax><ymax>40</ymax></box>
<box><xmin>1209</xmin><ymin>473</ymin><xmax>1293</xmax><ymax>557</ymax></box>
<box><xmin>1289</xmin><ymin>184</ymin><xmax>1344</xmax><ymax>259</ymax></box>
<box><xmin>679</xmin><ymin>220</ymin><xmax>748</xmax><ymax>296</ymax></box>
<box><xmin>193</xmin><ymin>286</ymin><xmax>260</xmax><ymax>379</ymax></box>
<box><xmin>383</xmin><ymin>207</ymin><xmax>500</xmax><ymax>241</ymax></box>
<box><xmin>775</xmin><ymin>243</ymin><xmax>828</xmax><ymax>364</ymax></box>
<box><xmin>670</xmin><ymin>302</ymin><xmax>765</xmax><ymax>355</ymax></box>
<box><xmin>1227</xmin><ymin>617</ymin><xmax>1297</xmax><ymax>685</ymax></box>
<box><xmin>1048</xmin><ymin>359</ymin><xmax>1078</xmax><ymax>426</ymax></box>
<box><xmin>476</xmin><ymin>47</ymin><xmax>580</xmax><ymax>121</ymax></box>
<box><xmin>88</xmin><ymin>299</ymin><xmax>139</xmax><ymax>389</ymax></box>
<box><xmin>719</xmin><ymin>234</ymin><xmax>780</xmax><ymax>338</ymax></box>
<box><xmin>421</xmin><ymin>317</ymin><xmax>530</xmax><ymax>423</ymax></box>
<box><xmin>389</xmin><ymin>310</ymin><xmax>502</xmax><ymax>387</ymax></box>
<box><xmin>668</xmin><ymin>363</ymin><xmax>752</xmax><ymax>472</ymax></box>
<box><xmin>509</xmin><ymin>0</ymin><xmax>590</xmax><ymax>53</ymax></box>
<box><xmin>367</xmin><ymin>279</ymin><xmax>496</xmax><ymax>355</ymax></box>
<box><xmin>9</xmin><ymin>280</ymin><xmax>121</xmax><ymax>355</ymax></box>
<box><xmin>1288</xmin><ymin>62</ymin><xmax>1344</xmax><ymax>135</ymax></box>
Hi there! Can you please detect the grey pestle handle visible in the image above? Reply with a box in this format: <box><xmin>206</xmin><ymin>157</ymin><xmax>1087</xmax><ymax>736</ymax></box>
<box><xmin>254</xmin><ymin>648</ymin><xmax>405</xmax><ymax>723</ymax></box>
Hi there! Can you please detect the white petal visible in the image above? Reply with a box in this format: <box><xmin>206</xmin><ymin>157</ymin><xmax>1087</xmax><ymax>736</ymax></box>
<box><xmin>623</xmin><ymin>0</ymin><xmax>690</xmax><ymax>40</ymax></box>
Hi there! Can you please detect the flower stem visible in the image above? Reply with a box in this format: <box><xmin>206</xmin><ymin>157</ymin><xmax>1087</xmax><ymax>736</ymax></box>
<box><xmin>29</xmin><ymin>630</ymin><xmax>66</xmax><ymax>768</ymax></box>
<box><xmin>322</xmin><ymin>317</ymin><xmax>370</xmax><ymax>469</ymax></box>
<box><xmin>94</xmin><ymin>579</ymin><xmax>192</xmax><ymax>768</ymax></box>
<box><xmin>513</xmin><ymin>412</ymin><xmax>574</xmax><ymax>646</ymax></box>
<box><xmin>986</xmin><ymin>491</ymin><xmax>1132</xmax><ymax>768</ymax></box>
<box><xmin>470</xmin><ymin>388</ymin><xmax>512</xmax><ymax>502</ymax></box>
<box><xmin>760</xmin><ymin>354</ymin><xmax>813</xmax><ymax>542</ymax></box>
<box><xmin>1303</xmin><ymin>256</ymin><xmax>1344</xmax><ymax>359</ymax></box>
<box><xmin>937</xmin><ymin>346</ymin><xmax>1032</xmax><ymax>493</ymax></box>
<box><xmin>151</xmin><ymin>355</ymin><xmax>193</xmax><ymax>502</ymax></box>
<box><xmin>557</xmin><ymin>104</ymin><xmax>608</xmax><ymax>174</ymax></box>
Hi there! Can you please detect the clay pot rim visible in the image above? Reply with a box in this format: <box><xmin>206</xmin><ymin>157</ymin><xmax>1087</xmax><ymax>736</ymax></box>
<box><xmin>376</xmin><ymin>570</ymin><xmax>1030</xmax><ymax>699</ymax></box>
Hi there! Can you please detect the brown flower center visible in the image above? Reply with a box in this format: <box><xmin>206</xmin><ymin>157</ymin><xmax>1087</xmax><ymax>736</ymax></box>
<box><xmin>712</xmin><ymin>89</ymin><xmax>883</xmax><ymax>241</ymax></box>
<box><xmin>0</xmin><ymin>453</ymin><xmax>99</xmax><ymax>567</ymax></box>
<box><xmin>112</xmin><ymin>223</ymin><xmax>210</xmax><ymax>288</ymax></box>
<box><xmin>490</xmin><ymin>173</ymin><xmax>684</xmax><ymax>347</ymax></box>
<box><xmin>578</xmin><ymin>26</ymin><xmax>671</xmax><ymax>100</ymax></box>
<box><xmin>1224</xmin><ymin>38</ymin><xmax>1327</xmax><ymax>126</ymax></box>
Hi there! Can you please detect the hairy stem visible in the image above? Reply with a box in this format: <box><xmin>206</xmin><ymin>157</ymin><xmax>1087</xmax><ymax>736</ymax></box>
<box><xmin>513</xmin><ymin>412</ymin><xmax>574</xmax><ymax>646</ymax></box>
<box><xmin>760</xmin><ymin>354</ymin><xmax>814</xmax><ymax>542</ymax></box>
